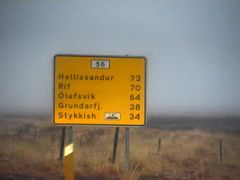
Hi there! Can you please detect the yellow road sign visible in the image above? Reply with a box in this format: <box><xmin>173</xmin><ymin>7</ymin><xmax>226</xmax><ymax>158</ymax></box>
<box><xmin>54</xmin><ymin>55</ymin><xmax>146</xmax><ymax>126</ymax></box>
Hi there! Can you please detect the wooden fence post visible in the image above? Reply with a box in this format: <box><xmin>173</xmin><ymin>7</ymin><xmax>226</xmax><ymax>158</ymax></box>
<box><xmin>51</xmin><ymin>132</ymin><xmax>55</xmax><ymax>164</ymax></box>
<box><xmin>157</xmin><ymin>137</ymin><xmax>161</xmax><ymax>154</ymax></box>
<box><xmin>220</xmin><ymin>140</ymin><xmax>223</xmax><ymax>161</ymax></box>
<box><xmin>111</xmin><ymin>127</ymin><xmax>119</xmax><ymax>163</ymax></box>
<box><xmin>34</xmin><ymin>127</ymin><xmax>37</xmax><ymax>140</ymax></box>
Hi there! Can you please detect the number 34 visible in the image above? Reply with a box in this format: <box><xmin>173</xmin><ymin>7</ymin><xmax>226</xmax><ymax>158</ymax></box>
<box><xmin>130</xmin><ymin>113</ymin><xmax>140</xmax><ymax>120</ymax></box>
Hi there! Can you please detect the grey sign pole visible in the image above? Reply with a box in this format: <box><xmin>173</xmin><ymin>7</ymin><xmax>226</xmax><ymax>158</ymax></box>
<box><xmin>125</xmin><ymin>127</ymin><xmax>130</xmax><ymax>171</ymax></box>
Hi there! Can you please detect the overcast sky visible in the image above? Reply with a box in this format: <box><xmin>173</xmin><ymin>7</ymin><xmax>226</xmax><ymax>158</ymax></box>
<box><xmin>0</xmin><ymin>0</ymin><xmax>240</xmax><ymax>117</ymax></box>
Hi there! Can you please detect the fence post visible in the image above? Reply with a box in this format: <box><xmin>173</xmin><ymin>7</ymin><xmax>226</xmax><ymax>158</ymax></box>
<box><xmin>34</xmin><ymin>127</ymin><xmax>37</xmax><ymax>141</ymax></box>
<box><xmin>220</xmin><ymin>140</ymin><xmax>223</xmax><ymax>161</ymax></box>
<box><xmin>111</xmin><ymin>127</ymin><xmax>119</xmax><ymax>163</ymax></box>
<box><xmin>5</xmin><ymin>124</ymin><xmax>8</xmax><ymax>135</ymax></box>
<box><xmin>51</xmin><ymin>132</ymin><xmax>55</xmax><ymax>164</ymax></box>
<box><xmin>157</xmin><ymin>137</ymin><xmax>161</xmax><ymax>154</ymax></box>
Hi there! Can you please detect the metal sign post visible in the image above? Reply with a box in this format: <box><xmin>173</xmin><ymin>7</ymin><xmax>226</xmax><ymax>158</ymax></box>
<box><xmin>125</xmin><ymin>127</ymin><xmax>130</xmax><ymax>171</ymax></box>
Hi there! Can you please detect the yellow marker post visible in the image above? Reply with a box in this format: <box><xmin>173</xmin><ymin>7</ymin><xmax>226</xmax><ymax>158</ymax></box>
<box><xmin>64</xmin><ymin>127</ymin><xmax>74</xmax><ymax>180</ymax></box>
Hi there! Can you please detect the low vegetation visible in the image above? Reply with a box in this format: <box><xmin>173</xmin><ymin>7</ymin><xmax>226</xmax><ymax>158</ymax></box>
<box><xmin>0</xmin><ymin>116</ymin><xmax>240</xmax><ymax>179</ymax></box>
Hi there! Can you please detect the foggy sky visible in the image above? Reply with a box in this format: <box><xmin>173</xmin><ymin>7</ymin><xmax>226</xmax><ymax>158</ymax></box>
<box><xmin>0</xmin><ymin>0</ymin><xmax>240</xmax><ymax>116</ymax></box>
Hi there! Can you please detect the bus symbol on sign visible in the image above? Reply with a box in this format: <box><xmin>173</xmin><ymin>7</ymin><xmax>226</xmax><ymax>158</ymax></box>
<box><xmin>105</xmin><ymin>112</ymin><xmax>121</xmax><ymax>120</ymax></box>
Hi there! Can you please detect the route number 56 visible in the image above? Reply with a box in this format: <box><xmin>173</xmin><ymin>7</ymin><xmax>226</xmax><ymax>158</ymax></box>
<box><xmin>92</xmin><ymin>60</ymin><xmax>110</xmax><ymax>69</ymax></box>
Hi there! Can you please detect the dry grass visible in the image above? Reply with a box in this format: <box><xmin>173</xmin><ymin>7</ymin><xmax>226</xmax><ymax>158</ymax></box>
<box><xmin>0</xmin><ymin>117</ymin><xmax>240</xmax><ymax>179</ymax></box>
